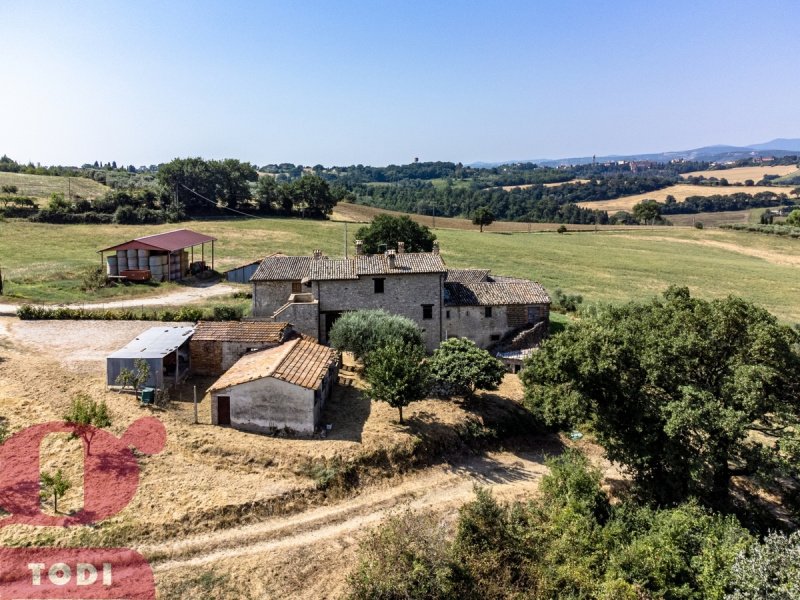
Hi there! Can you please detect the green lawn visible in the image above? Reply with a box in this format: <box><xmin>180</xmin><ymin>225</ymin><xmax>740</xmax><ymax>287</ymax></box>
<box><xmin>0</xmin><ymin>217</ymin><xmax>798</xmax><ymax>322</ymax></box>
<box><xmin>0</xmin><ymin>172</ymin><xmax>110</xmax><ymax>200</ymax></box>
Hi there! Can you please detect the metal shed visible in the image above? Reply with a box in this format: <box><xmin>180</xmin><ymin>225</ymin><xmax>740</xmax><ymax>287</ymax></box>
<box><xmin>106</xmin><ymin>326</ymin><xmax>194</xmax><ymax>389</ymax></box>
<box><xmin>98</xmin><ymin>229</ymin><xmax>217</xmax><ymax>282</ymax></box>
<box><xmin>224</xmin><ymin>259</ymin><xmax>262</xmax><ymax>284</ymax></box>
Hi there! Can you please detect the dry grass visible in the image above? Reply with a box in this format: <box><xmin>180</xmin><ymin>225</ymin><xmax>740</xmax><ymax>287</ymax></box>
<box><xmin>668</xmin><ymin>210</ymin><xmax>752</xmax><ymax>227</ymax></box>
<box><xmin>495</xmin><ymin>179</ymin><xmax>590</xmax><ymax>191</ymax></box>
<box><xmin>681</xmin><ymin>165</ymin><xmax>799</xmax><ymax>183</ymax></box>
<box><xmin>578</xmin><ymin>184</ymin><xmax>794</xmax><ymax>212</ymax></box>
<box><xmin>0</xmin><ymin>172</ymin><xmax>110</xmax><ymax>200</ymax></box>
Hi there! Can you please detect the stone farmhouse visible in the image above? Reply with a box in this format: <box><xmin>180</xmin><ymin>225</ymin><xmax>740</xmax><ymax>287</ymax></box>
<box><xmin>191</xmin><ymin>320</ymin><xmax>294</xmax><ymax>376</ymax></box>
<box><xmin>250</xmin><ymin>241</ymin><xmax>550</xmax><ymax>353</ymax></box>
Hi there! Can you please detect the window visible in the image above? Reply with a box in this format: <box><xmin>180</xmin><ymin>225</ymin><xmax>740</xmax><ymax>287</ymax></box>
<box><xmin>422</xmin><ymin>304</ymin><xmax>433</xmax><ymax>320</ymax></box>
<box><xmin>446</xmin><ymin>310</ymin><xmax>451</xmax><ymax>319</ymax></box>
<box><xmin>490</xmin><ymin>334</ymin><xmax>501</xmax><ymax>341</ymax></box>
<box><xmin>485</xmin><ymin>306</ymin><xmax>493</xmax><ymax>318</ymax></box>
<box><xmin>374</xmin><ymin>278</ymin><xmax>385</xmax><ymax>293</ymax></box>
<box><xmin>291</xmin><ymin>280</ymin><xmax>302</xmax><ymax>294</ymax></box>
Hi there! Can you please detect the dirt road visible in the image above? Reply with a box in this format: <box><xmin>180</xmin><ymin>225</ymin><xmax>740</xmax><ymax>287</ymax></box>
<box><xmin>0</xmin><ymin>281</ymin><xmax>238</xmax><ymax>315</ymax></box>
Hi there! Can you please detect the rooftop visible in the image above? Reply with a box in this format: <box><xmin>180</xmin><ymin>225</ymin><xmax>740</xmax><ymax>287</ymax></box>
<box><xmin>107</xmin><ymin>326</ymin><xmax>194</xmax><ymax>359</ymax></box>
<box><xmin>208</xmin><ymin>338</ymin><xmax>338</xmax><ymax>392</ymax></box>
<box><xmin>251</xmin><ymin>252</ymin><xmax>447</xmax><ymax>282</ymax></box>
<box><xmin>99</xmin><ymin>229</ymin><xmax>217</xmax><ymax>253</ymax></box>
<box><xmin>192</xmin><ymin>321</ymin><xmax>292</xmax><ymax>343</ymax></box>
<box><xmin>444</xmin><ymin>275</ymin><xmax>550</xmax><ymax>306</ymax></box>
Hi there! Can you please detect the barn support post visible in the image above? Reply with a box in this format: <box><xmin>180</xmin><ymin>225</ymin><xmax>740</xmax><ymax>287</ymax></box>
<box><xmin>174</xmin><ymin>348</ymin><xmax>179</xmax><ymax>386</ymax></box>
<box><xmin>193</xmin><ymin>386</ymin><xmax>198</xmax><ymax>424</ymax></box>
<box><xmin>211</xmin><ymin>240</ymin><xmax>215</xmax><ymax>271</ymax></box>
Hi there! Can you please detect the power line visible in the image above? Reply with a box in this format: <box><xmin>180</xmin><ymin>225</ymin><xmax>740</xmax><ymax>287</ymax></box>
<box><xmin>178</xmin><ymin>184</ymin><xmax>273</xmax><ymax>220</ymax></box>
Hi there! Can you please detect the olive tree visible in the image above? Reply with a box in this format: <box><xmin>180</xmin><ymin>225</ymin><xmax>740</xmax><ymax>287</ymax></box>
<box><xmin>329</xmin><ymin>309</ymin><xmax>424</xmax><ymax>362</ymax></box>
<box><xmin>365</xmin><ymin>342</ymin><xmax>430</xmax><ymax>424</ymax></box>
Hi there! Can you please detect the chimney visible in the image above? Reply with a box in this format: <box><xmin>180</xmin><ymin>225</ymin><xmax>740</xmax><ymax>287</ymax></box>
<box><xmin>355</xmin><ymin>240</ymin><xmax>364</xmax><ymax>256</ymax></box>
<box><xmin>432</xmin><ymin>241</ymin><xmax>440</xmax><ymax>255</ymax></box>
<box><xmin>386</xmin><ymin>249</ymin><xmax>397</xmax><ymax>269</ymax></box>
<box><xmin>312</xmin><ymin>249</ymin><xmax>322</xmax><ymax>260</ymax></box>
<box><xmin>397</xmin><ymin>241</ymin><xmax>405</xmax><ymax>254</ymax></box>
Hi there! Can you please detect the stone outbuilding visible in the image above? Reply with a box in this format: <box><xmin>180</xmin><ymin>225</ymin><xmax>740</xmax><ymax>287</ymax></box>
<box><xmin>443</xmin><ymin>269</ymin><xmax>550</xmax><ymax>349</ymax></box>
<box><xmin>190</xmin><ymin>320</ymin><xmax>294</xmax><ymax>376</ymax></box>
<box><xmin>208</xmin><ymin>338</ymin><xmax>339</xmax><ymax>435</ymax></box>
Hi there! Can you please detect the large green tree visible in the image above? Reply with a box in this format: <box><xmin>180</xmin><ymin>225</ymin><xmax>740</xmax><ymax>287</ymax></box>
<box><xmin>521</xmin><ymin>287</ymin><xmax>800</xmax><ymax>505</ymax></box>
<box><xmin>355</xmin><ymin>214</ymin><xmax>436</xmax><ymax>254</ymax></box>
<box><xmin>328</xmin><ymin>309</ymin><xmax>424</xmax><ymax>361</ymax></box>
<box><xmin>365</xmin><ymin>342</ymin><xmax>430</xmax><ymax>424</ymax></box>
<box><xmin>471</xmin><ymin>206</ymin><xmax>495</xmax><ymax>232</ymax></box>
<box><xmin>429</xmin><ymin>337</ymin><xmax>506</xmax><ymax>398</ymax></box>
<box><xmin>287</xmin><ymin>174</ymin><xmax>337</xmax><ymax>217</ymax></box>
<box><xmin>157</xmin><ymin>157</ymin><xmax>257</xmax><ymax>212</ymax></box>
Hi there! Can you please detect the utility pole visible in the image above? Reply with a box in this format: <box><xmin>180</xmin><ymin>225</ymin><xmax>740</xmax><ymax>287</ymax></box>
<box><xmin>344</xmin><ymin>222</ymin><xmax>348</xmax><ymax>258</ymax></box>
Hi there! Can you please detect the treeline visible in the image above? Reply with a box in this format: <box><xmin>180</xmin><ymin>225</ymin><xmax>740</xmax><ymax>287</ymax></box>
<box><xmin>660</xmin><ymin>191</ymin><xmax>793</xmax><ymax>214</ymax></box>
<box><xmin>355</xmin><ymin>175</ymin><xmax>678</xmax><ymax>224</ymax></box>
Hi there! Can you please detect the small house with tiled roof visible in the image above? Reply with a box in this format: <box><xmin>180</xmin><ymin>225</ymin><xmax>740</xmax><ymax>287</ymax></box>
<box><xmin>208</xmin><ymin>338</ymin><xmax>339</xmax><ymax>434</ymax></box>
<box><xmin>190</xmin><ymin>321</ymin><xmax>294</xmax><ymax>376</ymax></box>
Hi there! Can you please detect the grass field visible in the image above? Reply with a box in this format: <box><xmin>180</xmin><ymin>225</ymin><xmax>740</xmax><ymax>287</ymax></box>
<box><xmin>681</xmin><ymin>164</ymin><xmax>799</xmax><ymax>183</ymax></box>
<box><xmin>0</xmin><ymin>171</ymin><xmax>110</xmax><ymax>200</ymax></box>
<box><xmin>577</xmin><ymin>183</ymin><xmax>794</xmax><ymax>212</ymax></box>
<box><xmin>668</xmin><ymin>210</ymin><xmax>752</xmax><ymax>227</ymax></box>
<box><xmin>1</xmin><ymin>216</ymin><xmax>798</xmax><ymax>322</ymax></box>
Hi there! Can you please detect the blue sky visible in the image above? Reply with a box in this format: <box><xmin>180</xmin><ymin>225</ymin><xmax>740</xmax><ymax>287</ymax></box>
<box><xmin>1</xmin><ymin>1</ymin><xmax>798</xmax><ymax>167</ymax></box>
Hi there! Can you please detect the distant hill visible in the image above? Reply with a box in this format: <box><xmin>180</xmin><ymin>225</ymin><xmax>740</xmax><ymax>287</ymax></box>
<box><xmin>472</xmin><ymin>138</ymin><xmax>800</xmax><ymax>167</ymax></box>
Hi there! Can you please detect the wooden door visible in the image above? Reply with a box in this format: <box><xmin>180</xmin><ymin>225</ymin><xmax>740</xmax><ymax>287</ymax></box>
<box><xmin>217</xmin><ymin>396</ymin><xmax>231</xmax><ymax>425</ymax></box>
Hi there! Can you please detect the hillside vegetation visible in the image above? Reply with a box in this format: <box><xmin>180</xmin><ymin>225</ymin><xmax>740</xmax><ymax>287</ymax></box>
<box><xmin>0</xmin><ymin>171</ymin><xmax>110</xmax><ymax>200</ymax></box>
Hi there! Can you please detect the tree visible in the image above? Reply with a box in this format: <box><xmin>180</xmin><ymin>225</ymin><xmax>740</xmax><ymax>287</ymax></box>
<box><xmin>521</xmin><ymin>287</ymin><xmax>800</xmax><ymax>506</ymax></box>
<box><xmin>365</xmin><ymin>342</ymin><xmax>430</xmax><ymax>424</ymax></box>
<box><xmin>1</xmin><ymin>185</ymin><xmax>18</xmax><ymax>194</ymax></box>
<box><xmin>328</xmin><ymin>309</ymin><xmax>424</xmax><ymax>361</ymax></box>
<box><xmin>472</xmin><ymin>206</ymin><xmax>495</xmax><ymax>232</ymax></box>
<box><xmin>63</xmin><ymin>395</ymin><xmax>111</xmax><ymax>455</ymax></box>
<box><xmin>428</xmin><ymin>337</ymin><xmax>506</xmax><ymax>398</ymax></box>
<box><xmin>727</xmin><ymin>530</ymin><xmax>800</xmax><ymax>599</ymax></box>
<box><xmin>40</xmin><ymin>469</ymin><xmax>71</xmax><ymax>513</ymax></box>
<box><xmin>632</xmin><ymin>199</ymin><xmax>662</xmax><ymax>224</ymax></box>
<box><xmin>115</xmin><ymin>358</ymin><xmax>151</xmax><ymax>397</ymax></box>
<box><xmin>354</xmin><ymin>214</ymin><xmax>436</xmax><ymax>254</ymax></box>
<box><xmin>255</xmin><ymin>175</ymin><xmax>280</xmax><ymax>213</ymax></box>
<box><xmin>786</xmin><ymin>209</ymin><xmax>800</xmax><ymax>226</ymax></box>
<box><xmin>157</xmin><ymin>157</ymin><xmax>257</xmax><ymax>213</ymax></box>
<box><xmin>287</xmin><ymin>174</ymin><xmax>337</xmax><ymax>217</ymax></box>
<box><xmin>791</xmin><ymin>186</ymin><xmax>800</xmax><ymax>199</ymax></box>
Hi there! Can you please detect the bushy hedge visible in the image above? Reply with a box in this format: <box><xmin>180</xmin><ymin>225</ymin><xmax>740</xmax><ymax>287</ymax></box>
<box><xmin>721</xmin><ymin>223</ymin><xmax>800</xmax><ymax>238</ymax></box>
<box><xmin>16</xmin><ymin>304</ymin><xmax>240</xmax><ymax>322</ymax></box>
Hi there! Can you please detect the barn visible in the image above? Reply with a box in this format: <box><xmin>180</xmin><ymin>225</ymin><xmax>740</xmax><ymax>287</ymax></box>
<box><xmin>106</xmin><ymin>326</ymin><xmax>194</xmax><ymax>389</ymax></box>
<box><xmin>190</xmin><ymin>320</ymin><xmax>294</xmax><ymax>376</ymax></box>
<box><xmin>98</xmin><ymin>228</ymin><xmax>217</xmax><ymax>282</ymax></box>
<box><xmin>208</xmin><ymin>338</ymin><xmax>339</xmax><ymax>435</ymax></box>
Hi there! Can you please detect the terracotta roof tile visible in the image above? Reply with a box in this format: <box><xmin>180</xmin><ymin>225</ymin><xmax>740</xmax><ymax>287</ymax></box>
<box><xmin>192</xmin><ymin>321</ymin><xmax>292</xmax><ymax>343</ymax></box>
<box><xmin>446</xmin><ymin>269</ymin><xmax>490</xmax><ymax>284</ymax></box>
<box><xmin>252</xmin><ymin>252</ymin><xmax>447</xmax><ymax>282</ymax></box>
<box><xmin>208</xmin><ymin>339</ymin><xmax>338</xmax><ymax>392</ymax></box>
<box><xmin>251</xmin><ymin>256</ymin><xmax>312</xmax><ymax>281</ymax></box>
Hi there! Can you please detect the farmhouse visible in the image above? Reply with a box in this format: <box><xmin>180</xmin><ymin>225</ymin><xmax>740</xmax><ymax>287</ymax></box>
<box><xmin>106</xmin><ymin>326</ymin><xmax>194</xmax><ymax>389</ymax></box>
<box><xmin>250</xmin><ymin>241</ymin><xmax>550</xmax><ymax>352</ymax></box>
<box><xmin>190</xmin><ymin>320</ymin><xmax>294</xmax><ymax>376</ymax></box>
<box><xmin>98</xmin><ymin>228</ymin><xmax>216</xmax><ymax>282</ymax></box>
<box><xmin>208</xmin><ymin>338</ymin><xmax>339</xmax><ymax>435</ymax></box>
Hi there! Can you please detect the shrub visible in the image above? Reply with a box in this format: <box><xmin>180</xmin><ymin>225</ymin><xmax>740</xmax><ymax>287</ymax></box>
<box><xmin>176</xmin><ymin>306</ymin><xmax>204</xmax><ymax>322</ymax></box>
<box><xmin>557</xmin><ymin>224</ymin><xmax>568</xmax><ymax>234</ymax></box>
<box><xmin>212</xmin><ymin>305</ymin><xmax>243</xmax><ymax>320</ymax></box>
<box><xmin>694</xmin><ymin>221</ymin><xmax>704</xmax><ymax>229</ymax></box>
<box><xmin>552</xmin><ymin>288</ymin><xmax>583</xmax><ymax>313</ymax></box>
<box><xmin>428</xmin><ymin>337</ymin><xmax>505</xmax><ymax>398</ymax></box>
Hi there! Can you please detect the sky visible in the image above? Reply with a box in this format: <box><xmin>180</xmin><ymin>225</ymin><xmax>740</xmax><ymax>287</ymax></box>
<box><xmin>1</xmin><ymin>0</ymin><xmax>798</xmax><ymax>167</ymax></box>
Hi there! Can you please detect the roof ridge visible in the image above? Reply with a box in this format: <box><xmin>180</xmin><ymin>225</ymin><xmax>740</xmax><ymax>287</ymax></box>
<box><xmin>268</xmin><ymin>338</ymin><xmax>301</xmax><ymax>378</ymax></box>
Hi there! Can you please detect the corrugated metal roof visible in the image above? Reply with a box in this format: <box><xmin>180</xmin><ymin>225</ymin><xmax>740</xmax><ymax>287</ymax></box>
<box><xmin>252</xmin><ymin>252</ymin><xmax>447</xmax><ymax>281</ymax></box>
<box><xmin>444</xmin><ymin>278</ymin><xmax>551</xmax><ymax>306</ymax></box>
<box><xmin>107</xmin><ymin>326</ymin><xmax>194</xmax><ymax>359</ymax></box>
<box><xmin>496</xmin><ymin>348</ymin><xmax>536</xmax><ymax>361</ymax></box>
<box><xmin>192</xmin><ymin>321</ymin><xmax>292</xmax><ymax>343</ymax></box>
<box><xmin>208</xmin><ymin>338</ymin><xmax>338</xmax><ymax>392</ymax></box>
<box><xmin>99</xmin><ymin>229</ymin><xmax>217</xmax><ymax>253</ymax></box>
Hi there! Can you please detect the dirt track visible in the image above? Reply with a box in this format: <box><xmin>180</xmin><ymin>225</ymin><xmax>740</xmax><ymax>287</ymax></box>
<box><xmin>0</xmin><ymin>281</ymin><xmax>237</xmax><ymax>315</ymax></box>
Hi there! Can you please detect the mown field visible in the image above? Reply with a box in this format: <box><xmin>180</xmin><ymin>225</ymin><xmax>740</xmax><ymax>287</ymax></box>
<box><xmin>681</xmin><ymin>164</ymin><xmax>799</xmax><ymax>183</ymax></box>
<box><xmin>1</xmin><ymin>215</ymin><xmax>798</xmax><ymax>322</ymax></box>
<box><xmin>0</xmin><ymin>171</ymin><xmax>111</xmax><ymax>200</ymax></box>
<box><xmin>577</xmin><ymin>183</ymin><xmax>794</xmax><ymax>212</ymax></box>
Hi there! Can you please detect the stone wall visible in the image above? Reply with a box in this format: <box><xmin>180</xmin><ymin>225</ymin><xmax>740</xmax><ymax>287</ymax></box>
<box><xmin>273</xmin><ymin>301</ymin><xmax>320</xmax><ymax>341</ymax></box>
<box><xmin>191</xmin><ymin>340</ymin><xmax>282</xmax><ymax>376</ymax></box>
<box><xmin>314</xmin><ymin>272</ymin><xmax>443</xmax><ymax>351</ymax></box>
<box><xmin>444</xmin><ymin>305</ymin><xmax>510</xmax><ymax>349</ymax></box>
<box><xmin>252</xmin><ymin>281</ymin><xmax>296</xmax><ymax>317</ymax></box>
